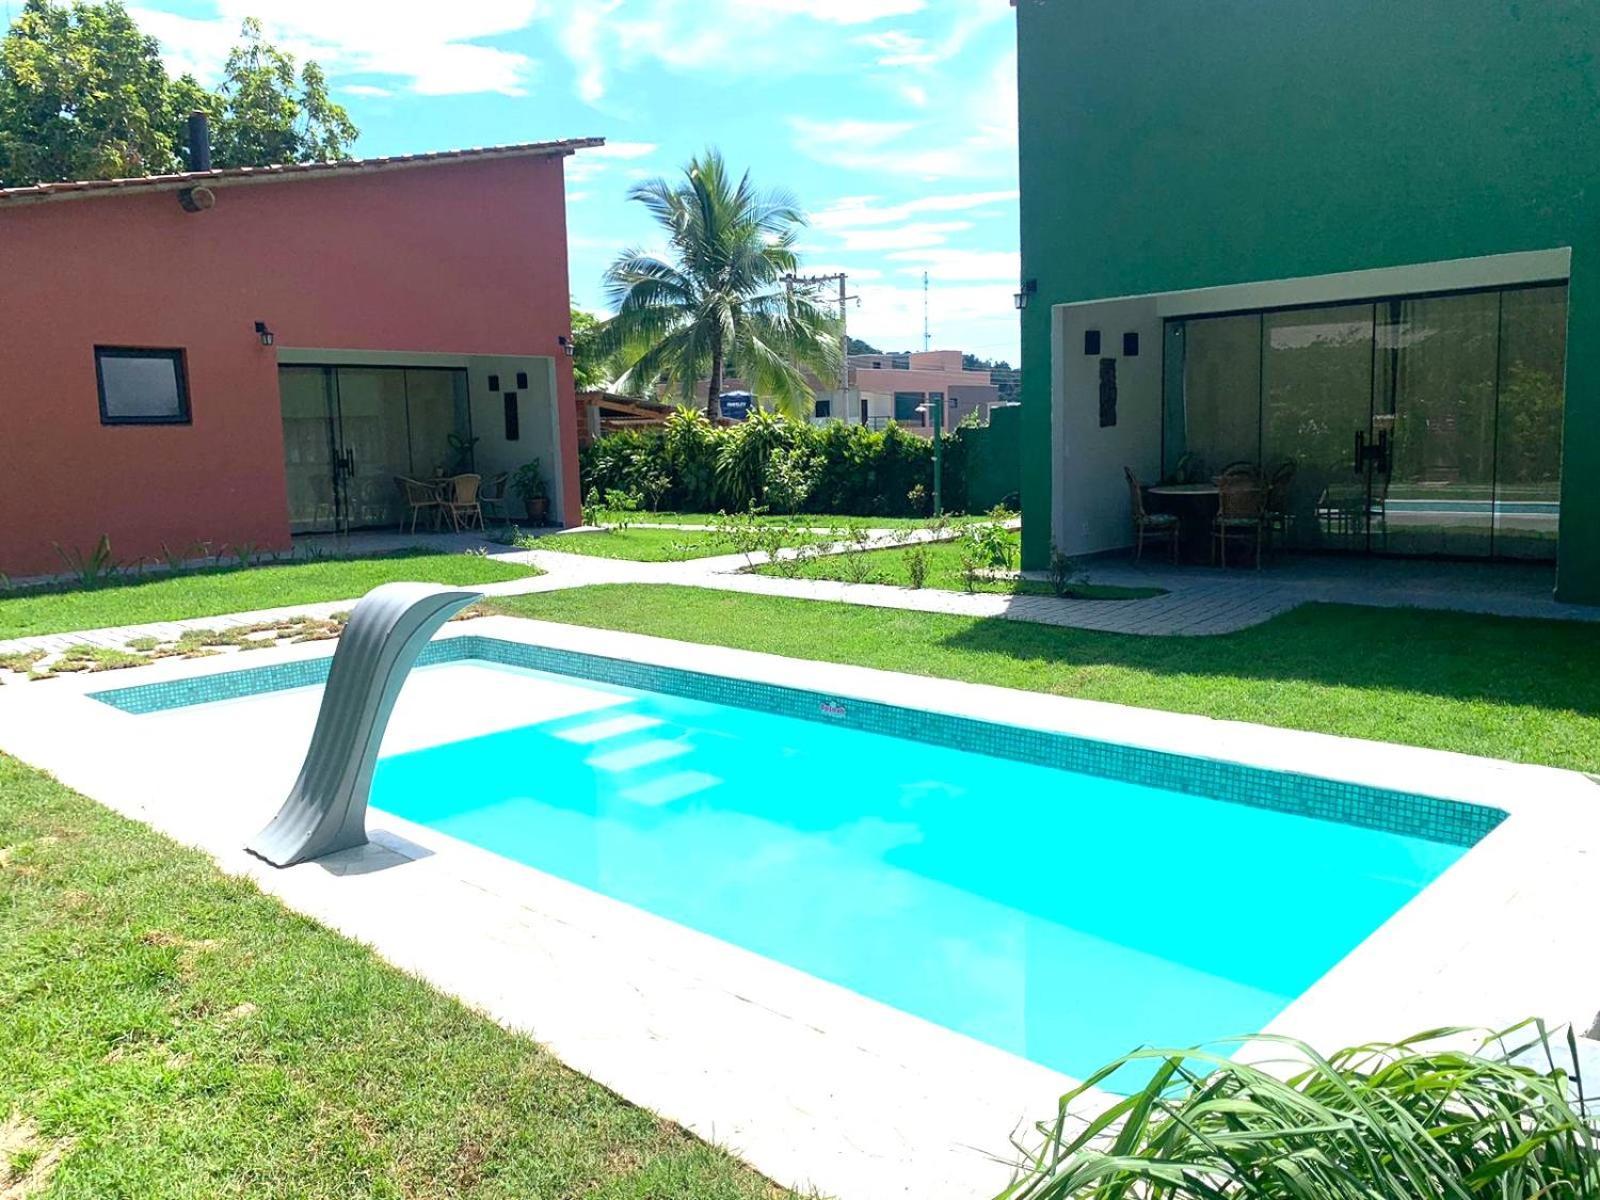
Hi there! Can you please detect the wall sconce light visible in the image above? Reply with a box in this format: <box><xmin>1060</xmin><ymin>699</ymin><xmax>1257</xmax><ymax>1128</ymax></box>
<box><xmin>1013</xmin><ymin>279</ymin><xmax>1038</xmax><ymax>310</ymax></box>
<box><xmin>253</xmin><ymin>321</ymin><xmax>275</xmax><ymax>347</ymax></box>
<box><xmin>558</xmin><ymin>335</ymin><xmax>575</xmax><ymax>357</ymax></box>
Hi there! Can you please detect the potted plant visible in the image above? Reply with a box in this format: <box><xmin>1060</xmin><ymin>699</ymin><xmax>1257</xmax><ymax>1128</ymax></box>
<box><xmin>511</xmin><ymin>460</ymin><xmax>550</xmax><ymax>523</ymax></box>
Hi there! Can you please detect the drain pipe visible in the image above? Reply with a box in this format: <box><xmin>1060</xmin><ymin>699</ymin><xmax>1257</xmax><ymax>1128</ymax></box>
<box><xmin>247</xmin><ymin>582</ymin><xmax>481</xmax><ymax>867</ymax></box>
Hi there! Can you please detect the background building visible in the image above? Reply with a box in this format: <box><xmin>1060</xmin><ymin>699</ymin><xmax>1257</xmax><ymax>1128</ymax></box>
<box><xmin>816</xmin><ymin>350</ymin><xmax>1003</xmax><ymax>435</ymax></box>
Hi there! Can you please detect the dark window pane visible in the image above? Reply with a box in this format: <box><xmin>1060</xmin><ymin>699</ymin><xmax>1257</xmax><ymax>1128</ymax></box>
<box><xmin>1494</xmin><ymin>285</ymin><xmax>1566</xmax><ymax>560</ymax></box>
<box><xmin>97</xmin><ymin>348</ymin><xmax>189</xmax><ymax>423</ymax></box>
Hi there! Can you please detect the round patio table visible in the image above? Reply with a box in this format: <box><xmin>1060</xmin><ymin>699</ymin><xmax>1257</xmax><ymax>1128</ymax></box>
<box><xmin>1145</xmin><ymin>483</ymin><xmax>1220</xmax><ymax>563</ymax></box>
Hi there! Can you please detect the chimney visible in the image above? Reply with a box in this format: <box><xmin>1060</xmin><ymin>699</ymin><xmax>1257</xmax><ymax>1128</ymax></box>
<box><xmin>187</xmin><ymin>111</ymin><xmax>212</xmax><ymax>172</ymax></box>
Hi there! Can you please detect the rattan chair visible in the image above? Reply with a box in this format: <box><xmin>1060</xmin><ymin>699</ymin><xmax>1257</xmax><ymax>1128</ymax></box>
<box><xmin>1124</xmin><ymin>467</ymin><xmax>1180</xmax><ymax>562</ymax></box>
<box><xmin>1263</xmin><ymin>460</ymin><xmax>1297</xmax><ymax>550</ymax></box>
<box><xmin>1213</xmin><ymin>474</ymin><xmax>1266</xmax><ymax>568</ymax></box>
<box><xmin>396</xmin><ymin>476</ymin><xmax>443</xmax><ymax>534</ymax></box>
<box><xmin>439</xmin><ymin>473</ymin><xmax>485</xmax><ymax>532</ymax></box>
<box><xmin>478</xmin><ymin>472</ymin><xmax>511</xmax><ymax>524</ymax></box>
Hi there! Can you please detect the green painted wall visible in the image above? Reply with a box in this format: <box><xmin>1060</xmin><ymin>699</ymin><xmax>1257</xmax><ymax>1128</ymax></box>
<box><xmin>960</xmin><ymin>404</ymin><xmax>1022</xmax><ymax>512</ymax></box>
<box><xmin>1016</xmin><ymin>0</ymin><xmax>1600</xmax><ymax>602</ymax></box>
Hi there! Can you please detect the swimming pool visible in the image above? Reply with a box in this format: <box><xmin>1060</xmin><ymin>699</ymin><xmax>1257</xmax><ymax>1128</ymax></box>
<box><xmin>95</xmin><ymin>636</ymin><xmax>1506</xmax><ymax>1081</ymax></box>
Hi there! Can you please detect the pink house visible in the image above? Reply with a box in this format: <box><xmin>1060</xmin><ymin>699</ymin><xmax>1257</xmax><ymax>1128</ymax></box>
<box><xmin>0</xmin><ymin>134</ymin><xmax>601</xmax><ymax>577</ymax></box>
<box><xmin>839</xmin><ymin>350</ymin><xmax>1002</xmax><ymax>434</ymax></box>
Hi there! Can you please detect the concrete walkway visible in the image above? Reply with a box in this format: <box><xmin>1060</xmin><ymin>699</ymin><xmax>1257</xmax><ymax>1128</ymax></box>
<box><xmin>2</xmin><ymin>527</ymin><xmax>1593</xmax><ymax>674</ymax></box>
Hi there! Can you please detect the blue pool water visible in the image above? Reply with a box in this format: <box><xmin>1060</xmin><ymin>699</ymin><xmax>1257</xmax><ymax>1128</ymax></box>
<box><xmin>371</xmin><ymin>662</ymin><xmax>1470</xmax><ymax>1080</ymax></box>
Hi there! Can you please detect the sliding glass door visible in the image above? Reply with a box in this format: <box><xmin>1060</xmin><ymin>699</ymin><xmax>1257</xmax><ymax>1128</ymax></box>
<box><xmin>1261</xmin><ymin>304</ymin><xmax>1375</xmax><ymax>553</ymax></box>
<box><xmin>278</xmin><ymin>366</ymin><xmax>473</xmax><ymax>534</ymax></box>
<box><xmin>1162</xmin><ymin>283</ymin><xmax>1567</xmax><ymax>560</ymax></box>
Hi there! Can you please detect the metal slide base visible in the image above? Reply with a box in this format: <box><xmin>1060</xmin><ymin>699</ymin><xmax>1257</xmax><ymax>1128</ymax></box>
<box><xmin>247</xmin><ymin>582</ymin><xmax>482</xmax><ymax>867</ymax></box>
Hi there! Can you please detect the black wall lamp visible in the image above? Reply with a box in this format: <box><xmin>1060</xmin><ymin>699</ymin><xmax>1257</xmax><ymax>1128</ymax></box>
<box><xmin>254</xmin><ymin>321</ymin><xmax>275</xmax><ymax>347</ymax></box>
<box><xmin>1013</xmin><ymin>279</ymin><xmax>1037</xmax><ymax>311</ymax></box>
<box><xmin>558</xmin><ymin>335</ymin><xmax>575</xmax><ymax>357</ymax></box>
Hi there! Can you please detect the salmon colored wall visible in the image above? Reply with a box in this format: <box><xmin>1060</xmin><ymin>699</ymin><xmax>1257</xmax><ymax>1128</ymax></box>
<box><xmin>0</xmin><ymin>154</ymin><xmax>582</xmax><ymax>576</ymax></box>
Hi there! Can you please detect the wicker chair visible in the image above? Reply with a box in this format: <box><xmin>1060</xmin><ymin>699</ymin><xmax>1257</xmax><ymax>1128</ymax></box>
<box><xmin>1213</xmin><ymin>474</ymin><xmax>1266</xmax><ymax>568</ymax></box>
<box><xmin>478</xmin><ymin>472</ymin><xmax>511</xmax><ymax>524</ymax></box>
<box><xmin>1124</xmin><ymin>467</ymin><xmax>1180</xmax><ymax>562</ymax></box>
<box><xmin>439</xmin><ymin>473</ymin><xmax>485</xmax><ymax>532</ymax></box>
<box><xmin>396</xmin><ymin>476</ymin><xmax>443</xmax><ymax>534</ymax></box>
<box><xmin>1263</xmin><ymin>460</ymin><xmax>1298</xmax><ymax>550</ymax></box>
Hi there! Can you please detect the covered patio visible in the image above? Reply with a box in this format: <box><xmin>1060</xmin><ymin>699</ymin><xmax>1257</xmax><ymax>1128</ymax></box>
<box><xmin>1044</xmin><ymin>251</ymin><xmax>1590</xmax><ymax>602</ymax></box>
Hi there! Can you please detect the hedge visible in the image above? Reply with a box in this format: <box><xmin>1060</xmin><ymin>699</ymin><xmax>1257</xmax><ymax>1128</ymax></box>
<box><xmin>579</xmin><ymin>408</ymin><xmax>1009</xmax><ymax>518</ymax></box>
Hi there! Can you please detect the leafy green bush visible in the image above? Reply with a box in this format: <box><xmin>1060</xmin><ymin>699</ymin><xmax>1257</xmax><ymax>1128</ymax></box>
<box><xmin>581</xmin><ymin>412</ymin><xmax>986</xmax><ymax>518</ymax></box>
<box><xmin>1000</xmin><ymin>1024</ymin><xmax>1600</xmax><ymax>1200</ymax></box>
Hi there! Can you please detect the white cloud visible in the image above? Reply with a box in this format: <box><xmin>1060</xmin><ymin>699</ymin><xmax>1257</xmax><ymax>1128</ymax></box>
<box><xmin>812</xmin><ymin>190</ymin><xmax>1018</xmax><ymax>231</ymax></box>
<box><xmin>341</xmin><ymin>83</ymin><xmax>393</xmax><ymax>98</ymax></box>
<box><xmin>131</xmin><ymin>1</ymin><xmax>541</xmax><ymax>96</ymax></box>
<box><xmin>786</xmin><ymin>40</ymin><xmax>1019</xmax><ymax>181</ymax></box>
<box><xmin>832</xmin><ymin>221</ymin><xmax>971</xmax><ymax>252</ymax></box>
<box><xmin>585</xmin><ymin>141</ymin><xmax>659</xmax><ymax>160</ymax></box>
<box><xmin>566</xmin><ymin>141</ymin><xmax>658</xmax><ymax>184</ymax></box>
<box><xmin>745</xmin><ymin>0</ymin><xmax>924</xmax><ymax>23</ymax></box>
<box><xmin>547</xmin><ymin>0</ymin><xmax>953</xmax><ymax>107</ymax></box>
<box><xmin>855</xmin><ymin>7</ymin><xmax>1006</xmax><ymax>69</ymax></box>
<box><xmin>885</xmin><ymin>248</ymin><xmax>1019</xmax><ymax>282</ymax></box>
<box><xmin>851</xmin><ymin>279</ymin><xmax>1018</xmax><ymax>357</ymax></box>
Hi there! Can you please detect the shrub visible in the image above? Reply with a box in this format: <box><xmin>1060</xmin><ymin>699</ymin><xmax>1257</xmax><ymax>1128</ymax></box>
<box><xmin>1000</xmin><ymin>1023</ymin><xmax>1599</xmax><ymax>1200</ymax></box>
<box><xmin>905</xmin><ymin>543</ymin><xmax>930</xmax><ymax>589</ymax></box>
<box><xmin>582</xmin><ymin>413</ymin><xmax>958</xmax><ymax>518</ymax></box>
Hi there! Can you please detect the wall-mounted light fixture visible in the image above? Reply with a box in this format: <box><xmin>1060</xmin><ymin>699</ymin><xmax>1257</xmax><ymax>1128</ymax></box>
<box><xmin>558</xmin><ymin>335</ymin><xmax>575</xmax><ymax>357</ymax></box>
<box><xmin>1013</xmin><ymin>278</ymin><xmax>1038</xmax><ymax>310</ymax></box>
<box><xmin>253</xmin><ymin>321</ymin><xmax>275</xmax><ymax>347</ymax></box>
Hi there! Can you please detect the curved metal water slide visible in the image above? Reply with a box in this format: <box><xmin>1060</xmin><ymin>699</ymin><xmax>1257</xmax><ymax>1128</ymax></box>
<box><xmin>247</xmin><ymin>582</ymin><xmax>481</xmax><ymax>867</ymax></box>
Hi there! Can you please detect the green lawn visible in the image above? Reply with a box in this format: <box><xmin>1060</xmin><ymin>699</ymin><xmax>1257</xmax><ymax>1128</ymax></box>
<box><xmin>527</xmin><ymin>528</ymin><xmax>738</xmax><ymax>562</ymax></box>
<box><xmin>0</xmin><ymin>755</ymin><xmax>781</xmax><ymax>1199</ymax></box>
<box><xmin>489</xmin><ymin>586</ymin><xmax>1600</xmax><ymax>774</ymax></box>
<box><xmin>0</xmin><ymin>551</ymin><xmax>539</xmax><ymax>641</ymax></box>
<box><xmin>626</xmin><ymin>511</ymin><xmax>993</xmax><ymax>528</ymax></box>
<box><xmin>757</xmin><ymin>538</ymin><xmax>1164</xmax><ymax>600</ymax></box>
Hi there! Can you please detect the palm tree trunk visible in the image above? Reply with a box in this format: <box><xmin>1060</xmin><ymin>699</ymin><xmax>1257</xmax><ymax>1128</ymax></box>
<box><xmin>707</xmin><ymin>339</ymin><xmax>724</xmax><ymax>421</ymax></box>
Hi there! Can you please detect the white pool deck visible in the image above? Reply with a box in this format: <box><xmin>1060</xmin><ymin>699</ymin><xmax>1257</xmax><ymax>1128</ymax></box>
<box><xmin>3</xmin><ymin>616</ymin><xmax>1599</xmax><ymax>1198</ymax></box>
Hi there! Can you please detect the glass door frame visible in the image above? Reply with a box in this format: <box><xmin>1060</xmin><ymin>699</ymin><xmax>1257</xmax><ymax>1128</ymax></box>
<box><xmin>279</xmin><ymin>364</ymin><xmax>477</xmax><ymax>535</ymax></box>
<box><xmin>1159</xmin><ymin>277</ymin><xmax>1567</xmax><ymax>561</ymax></box>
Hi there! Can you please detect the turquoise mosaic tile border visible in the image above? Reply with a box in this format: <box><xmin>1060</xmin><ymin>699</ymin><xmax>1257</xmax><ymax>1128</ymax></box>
<box><xmin>90</xmin><ymin>634</ymin><xmax>1506</xmax><ymax>847</ymax></box>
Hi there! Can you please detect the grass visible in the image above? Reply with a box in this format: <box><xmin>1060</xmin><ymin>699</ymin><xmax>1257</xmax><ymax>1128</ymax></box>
<box><xmin>0</xmin><ymin>754</ymin><xmax>783</xmax><ymax>1199</ymax></box>
<box><xmin>0</xmin><ymin>550</ymin><xmax>539</xmax><ymax>640</ymax></box>
<box><xmin>488</xmin><ymin>586</ymin><xmax>1600</xmax><ymax>774</ymax></box>
<box><xmin>624</xmin><ymin>511</ymin><xmax>991</xmax><ymax>528</ymax></box>
<box><xmin>528</xmin><ymin>528</ymin><xmax>740</xmax><ymax>562</ymax></box>
<box><xmin>757</xmin><ymin>539</ymin><xmax>1165</xmax><ymax>600</ymax></box>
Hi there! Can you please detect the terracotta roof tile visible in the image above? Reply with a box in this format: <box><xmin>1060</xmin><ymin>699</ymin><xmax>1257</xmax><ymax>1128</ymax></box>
<box><xmin>0</xmin><ymin>137</ymin><xmax>605</xmax><ymax>205</ymax></box>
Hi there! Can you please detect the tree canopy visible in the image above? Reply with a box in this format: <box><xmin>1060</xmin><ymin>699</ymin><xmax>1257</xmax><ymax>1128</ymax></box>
<box><xmin>0</xmin><ymin>1</ymin><xmax>357</xmax><ymax>189</ymax></box>
<box><xmin>600</xmin><ymin>149</ymin><xmax>841</xmax><ymax>420</ymax></box>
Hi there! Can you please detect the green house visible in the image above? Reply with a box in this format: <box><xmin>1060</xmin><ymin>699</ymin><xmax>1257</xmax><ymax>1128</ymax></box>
<box><xmin>1016</xmin><ymin>0</ymin><xmax>1599</xmax><ymax>603</ymax></box>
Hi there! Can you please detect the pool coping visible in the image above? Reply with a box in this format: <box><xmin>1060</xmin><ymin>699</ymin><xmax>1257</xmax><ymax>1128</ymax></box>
<box><xmin>3</xmin><ymin>614</ymin><xmax>1599</xmax><ymax>1199</ymax></box>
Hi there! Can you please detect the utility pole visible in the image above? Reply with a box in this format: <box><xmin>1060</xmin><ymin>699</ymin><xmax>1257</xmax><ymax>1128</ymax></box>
<box><xmin>923</xmin><ymin>271</ymin><xmax>931</xmax><ymax>352</ymax></box>
<box><xmin>783</xmin><ymin>271</ymin><xmax>857</xmax><ymax>422</ymax></box>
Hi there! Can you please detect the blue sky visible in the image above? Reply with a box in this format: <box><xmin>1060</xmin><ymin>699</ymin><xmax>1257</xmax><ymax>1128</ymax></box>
<box><xmin>125</xmin><ymin>0</ymin><xmax>1021</xmax><ymax>362</ymax></box>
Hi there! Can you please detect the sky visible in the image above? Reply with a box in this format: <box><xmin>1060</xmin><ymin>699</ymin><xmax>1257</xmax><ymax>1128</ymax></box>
<box><xmin>118</xmin><ymin>0</ymin><xmax>1023</xmax><ymax>363</ymax></box>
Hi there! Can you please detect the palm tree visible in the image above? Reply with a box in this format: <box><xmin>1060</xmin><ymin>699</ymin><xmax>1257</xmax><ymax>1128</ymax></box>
<box><xmin>600</xmin><ymin>150</ymin><xmax>841</xmax><ymax>419</ymax></box>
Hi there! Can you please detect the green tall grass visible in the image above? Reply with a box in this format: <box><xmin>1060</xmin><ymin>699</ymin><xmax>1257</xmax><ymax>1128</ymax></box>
<box><xmin>1001</xmin><ymin>1024</ymin><xmax>1599</xmax><ymax>1200</ymax></box>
